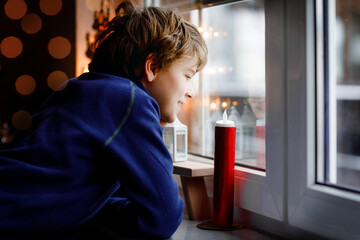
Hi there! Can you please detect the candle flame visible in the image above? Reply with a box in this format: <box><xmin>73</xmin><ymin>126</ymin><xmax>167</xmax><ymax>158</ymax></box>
<box><xmin>223</xmin><ymin>109</ymin><xmax>228</xmax><ymax>122</ymax></box>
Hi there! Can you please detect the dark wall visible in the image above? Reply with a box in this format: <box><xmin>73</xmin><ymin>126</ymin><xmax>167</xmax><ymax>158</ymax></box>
<box><xmin>0</xmin><ymin>0</ymin><xmax>75</xmax><ymax>142</ymax></box>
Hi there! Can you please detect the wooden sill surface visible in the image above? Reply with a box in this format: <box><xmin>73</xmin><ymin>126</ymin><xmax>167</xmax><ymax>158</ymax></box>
<box><xmin>173</xmin><ymin>155</ymin><xmax>214</xmax><ymax>177</ymax></box>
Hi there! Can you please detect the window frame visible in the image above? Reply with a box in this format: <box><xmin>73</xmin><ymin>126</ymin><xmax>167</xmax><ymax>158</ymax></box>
<box><xmin>159</xmin><ymin>0</ymin><xmax>360</xmax><ymax>237</ymax></box>
<box><xmin>287</xmin><ymin>0</ymin><xmax>360</xmax><ymax>238</ymax></box>
<box><xmin>234</xmin><ymin>0</ymin><xmax>286</xmax><ymax>221</ymax></box>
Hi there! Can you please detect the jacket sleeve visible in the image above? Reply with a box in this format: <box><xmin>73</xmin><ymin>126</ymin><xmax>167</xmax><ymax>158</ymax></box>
<box><xmin>94</xmin><ymin>86</ymin><xmax>184</xmax><ymax>239</ymax></box>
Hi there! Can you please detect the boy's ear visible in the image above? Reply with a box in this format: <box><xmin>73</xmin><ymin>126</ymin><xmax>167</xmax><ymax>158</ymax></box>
<box><xmin>144</xmin><ymin>54</ymin><xmax>157</xmax><ymax>83</ymax></box>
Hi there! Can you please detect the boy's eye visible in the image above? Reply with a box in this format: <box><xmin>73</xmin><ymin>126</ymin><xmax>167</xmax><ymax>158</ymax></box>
<box><xmin>185</xmin><ymin>75</ymin><xmax>191</xmax><ymax>80</ymax></box>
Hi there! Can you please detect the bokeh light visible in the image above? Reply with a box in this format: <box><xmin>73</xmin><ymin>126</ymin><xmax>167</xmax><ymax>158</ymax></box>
<box><xmin>39</xmin><ymin>0</ymin><xmax>62</xmax><ymax>16</ymax></box>
<box><xmin>21</xmin><ymin>13</ymin><xmax>42</xmax><ymax>34</ymax></box>
<box><xmin>15</xmin><ymin>75</ymin><xmax>36</xmax><ymax>95</ymax></box>
<box><xmin>85</xmin><ymin>0</ymin><xmax>99</xmax><ymax>11</ymax></box>
<box><xmin>210</xmin><ymin>102</ymin><xmax>217</xmax><ymax>110</ymax></box>
<box><xmin>4</xmin><ymin>0</ymin><xmax>27</xmax><ymax>20</ymax></box>
<box><xmin>11</xmin><ymin>110</ymin><xmax>32</xmax><ymax>131</ymax></box>
<box><xmin>0</xmin><ymin>36</ymin><xmax>23</xmax><ymax>58</ymax></box>
<box><xmin>47</xmin><ymin>70</ymin><xmax>68</xmax><ymax>91</ymax></box>
<box><xmin>48</xmin><ymin>36</ymin><xmax>71</xmax><ymax>59</ymax></box>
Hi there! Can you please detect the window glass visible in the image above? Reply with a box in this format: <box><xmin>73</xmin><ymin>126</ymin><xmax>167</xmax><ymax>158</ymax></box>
<box><xmin>178</xmin><ymin>0</ymin><xmax>266</xmax><ymax>170</ymax></box>
<box><xmin>323</xmin><ymin>0</ymin><xmax>360</xmax><ymax>191</ymax></box>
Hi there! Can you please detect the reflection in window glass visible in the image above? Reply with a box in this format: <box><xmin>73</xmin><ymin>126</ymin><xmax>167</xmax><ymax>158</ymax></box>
<box><xmin>179</xmin><ymin>0</ymin><xmax>265</xmax><ymax>170</ymax></box>
<box><xmin>326</xmin><ymin>0</ymin><xmax>360</xmax><ymax>191</ymax></box>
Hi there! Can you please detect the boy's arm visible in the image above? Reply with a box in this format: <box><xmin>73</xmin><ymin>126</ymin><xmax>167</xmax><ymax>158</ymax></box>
<box><xmin>98</xmin><ymin>88</ymin><xmax>184</xmax><ymax>239</ymax></box>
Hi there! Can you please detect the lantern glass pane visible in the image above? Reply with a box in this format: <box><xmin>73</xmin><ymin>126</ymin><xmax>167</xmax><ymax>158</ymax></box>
<box><xmin>163</xmin><ymin>131</ymin><xmax>174</xmax><ymax>157</ymax></box>
<box><xmin>176</xmin><ymin>134</ymin><xmax>186</xmax><ymax>155</ymax></box>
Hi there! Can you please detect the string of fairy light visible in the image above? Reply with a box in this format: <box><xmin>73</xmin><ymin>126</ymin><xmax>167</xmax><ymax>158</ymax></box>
<box><xmin>1</xmin><ymin>0</ymin><xmax>70</xmax><ymax>134</ymax></box>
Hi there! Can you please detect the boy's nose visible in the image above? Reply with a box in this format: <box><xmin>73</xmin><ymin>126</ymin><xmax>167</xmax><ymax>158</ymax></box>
<box><xmin>186</xmin><ymin>81</ymin><xmax>196</xmax><ymax>99</ymax></box>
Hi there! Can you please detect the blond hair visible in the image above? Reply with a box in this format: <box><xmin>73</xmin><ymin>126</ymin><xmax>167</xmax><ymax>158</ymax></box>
<box><xmin>89</xmin><ymin>1</ymin><xmax>207</xmax><ymax>79</ymax></box>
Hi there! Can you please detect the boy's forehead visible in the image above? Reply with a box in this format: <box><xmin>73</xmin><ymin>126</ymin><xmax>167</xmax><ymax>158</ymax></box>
<box><xmin>176</xmin><ymin>55</ymin><xmax>199</xmax><ymax>70</ymax></box>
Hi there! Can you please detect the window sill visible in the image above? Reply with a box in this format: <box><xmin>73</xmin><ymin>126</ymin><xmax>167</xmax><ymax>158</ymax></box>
<box><xmin>173</xmin><ymin>154</ymin><xmax>214</xmax><ymax>177</ymax></box>
<box><xmin>174</xmin><ymin>153</ymin><xmax>266</xmax><ymax>177</ymax></box>
<box><xmin>172</xmin><ymin>219</ymin><xmax>274</xmax><ymax>240</ymax></box>
<box><xmin>173</xmin><ymin>154</ymin><xmax>269</xmax><ymax>221</ymax></box>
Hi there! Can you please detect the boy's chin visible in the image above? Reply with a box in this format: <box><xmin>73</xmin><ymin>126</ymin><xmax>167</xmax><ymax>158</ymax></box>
<box><xmin>160</xmin><ymin>120</ymin><xmax>168</xmax><ymax>127</ymax></box>
<box><xmin>160</xmin><ymin>116</ymin><xmax>176</xmax><ymax>127</ymax></box>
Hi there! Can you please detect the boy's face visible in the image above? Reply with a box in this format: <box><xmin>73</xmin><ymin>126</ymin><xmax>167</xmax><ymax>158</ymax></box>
<box><xmin>144</xmin><ymin>56</ymin><xmax>197</xmax><ymax>126</ymax></box>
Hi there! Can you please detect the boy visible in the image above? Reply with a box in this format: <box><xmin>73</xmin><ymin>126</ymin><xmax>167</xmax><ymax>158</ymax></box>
<box><xmin>0</xmin><ymin>1</ymin><xmax>207</xmax><ymax>239</ymax></box>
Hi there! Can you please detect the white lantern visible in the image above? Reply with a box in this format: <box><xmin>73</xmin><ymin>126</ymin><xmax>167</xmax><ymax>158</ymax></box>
<box><xmin>163</xmin><ymin>118</ymin><xmax>188</xmax><ymax>162</ymax></box>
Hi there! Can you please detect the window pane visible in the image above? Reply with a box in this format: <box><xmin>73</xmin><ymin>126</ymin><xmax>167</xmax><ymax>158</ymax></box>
<box><xmin>177</xmin><ymin>10</ymin><xmax>202</xmax><ymax>155</ymax></box>
<box><xmin>179</xmin><ymin>0</ymin><xmax>266</xmax><ymax>170</ymax></box>
<box><xmin>325</xmin><ymin>0</ymin><xmax>360</xmax><ymax>191</ymax></box>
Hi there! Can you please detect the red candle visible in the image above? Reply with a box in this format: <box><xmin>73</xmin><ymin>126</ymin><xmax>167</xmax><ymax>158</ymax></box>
<box><xmin>213</xmin><ymin>110</ymin><xmax>236</xmax><ymax>227</ymax></box>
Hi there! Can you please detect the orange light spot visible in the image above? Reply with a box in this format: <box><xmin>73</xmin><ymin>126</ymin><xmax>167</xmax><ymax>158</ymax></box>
<box><xmin>5</xmin><ymin>0</ymin><xmax>27</xmax><ymax>20</ymax></box>
<box><xmin>15</xmin><ymin>75</ymin><xmax>36</xmax><ymax>95</ymax></box>
<box><xmin>1</xmin><ymin>36</ymin><xmax>23</xmax><ymax>58</ymax></box>
<box><xmin>39</xmin><ymin>0</ymin><xmax>62</xmax><ymax>16</ymax></box>
<box><xmin>12</xmin><ymin>110</ymin><xmax>32</xmax><ymax>131</ymax></box>
<box><xmin>210</xmin><ymin>102</ymin><xmax>217</xmax><ymax>110</ymax></box>
<box><xmin>48</xmin><ymin>36</ymin><xmax>71</xmax><ymax>59</ymax></box>
<box><xmin>47</xmin><ymin>70</ymin><xmax>68</xmax><ymax>91</ymax></box>
<box><xmin>85</xmin><ymin>0</ymin><xmax>99</xmax><ymax>11</ymax></box>
<box><xmin>21</xmin><ymin>13</ymin><xmax>42</xmax><ymax>34</ymax></box>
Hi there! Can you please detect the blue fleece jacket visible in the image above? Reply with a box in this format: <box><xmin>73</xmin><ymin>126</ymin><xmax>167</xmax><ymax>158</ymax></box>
<box><xmin>0</xmin><ymin>72</ymin><xmax>184</xmax><ymax>239</ymax></box>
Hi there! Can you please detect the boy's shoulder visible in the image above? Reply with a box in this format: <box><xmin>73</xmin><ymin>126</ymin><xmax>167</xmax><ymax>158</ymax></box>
<box><xmin>76</xmin><ymin>72</ymin><xmax>133</xmax><ymax>90</ymax></box>
<box><xmin>76</xmin><ymin>72</ymin><xmax>144</xmax><ymax>92</ymax></box>
<box><xmin>73</xmin><ymin>72</ymin><xmax>159</xmax><ymax>111</ymax></box>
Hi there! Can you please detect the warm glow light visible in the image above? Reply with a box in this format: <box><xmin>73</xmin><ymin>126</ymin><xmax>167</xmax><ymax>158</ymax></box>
<box><xmin>208</xmin><ymin>67</ymin><xmax>216</xmax><ymax>75</ymax></box>
<box><xmin>210</xmin><ymin>102</ymin><xmax>217</xmax><ymax>110</ymax></box>
<box><xmin>203</xmin><ymin>32</ymin><xmax>209</xmax><ymax>39</ymax></box>
<box><xmin>48</xmin><ymin>36</ymin><xmax>71</xmax><ymax>59</ymax></box>
<box><xmin>221</xmin><ymin>101</ymin><xmax>228</xmax><ymax>108</ymax></box>
<box><xmin>213</xmin><ymin>32</ymin><xmax>219</xmax><ymax>38</ymax></box>
<box><xmin>12</xmin><ymin>110</ymin><xmax>32</xmax><ymax>131</ymax></box>
<box><xmin>198</xmin><ymin>27</ymin><xmax>203</xmax><ymax>33</ymax></box>
<box><xmin>15</xmin><ymin>75</ymin><xmax>36</xmax><ymax>95</ymax></box>
<box><xmin>39</xmin><ymin>0</ymin><xmax>62</xmax><ymax>16</ymax></box>
<box><xmin>21</xmin><ymin>13</ymin><xmax>42</xmax><ymax>34</ymax></box>
<box><xmin>232</xmin><ymin>101</ymin><xmax>238</xmax><ymax>106</ymax></box>
<box><xmin>5</xmin><ymin>0</ymin><xmax>27</xmax><ymax>20</ymax></box>
<box><xmin>47</xmin><ymin>70</ymin><xmax>68</xmax><ymax>91</ymax></box>
<box><xmin>1</xmin><ymin>36</ymin><xmax>23</xmax><ymax>58</ymax></box>
<box><xmin>218</xmin><ymin>67</ymin><xmax>225</xmax><ymax>73</ymax></box>
<box><xmin>228</xmin><ymin>67</ymin><xmax>233</xmax><ymax>71</ymax></box>
<box><xmin>85</xmin><ymin>0</ymin><xmax>99</xmax><ymax>11</ymax></box>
